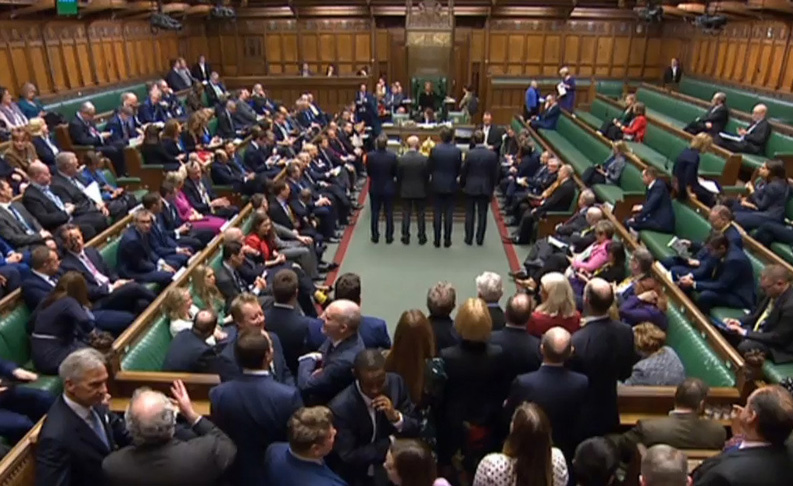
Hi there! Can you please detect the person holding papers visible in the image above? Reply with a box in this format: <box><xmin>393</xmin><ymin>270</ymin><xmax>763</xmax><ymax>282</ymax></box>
<box><xmin>727</xmin><ymin>159</ymin><xmax>788</xmax><ymax>231</ymax></box>
<box><xmin>716</xmin><ymin>103</ymin><xmax>771</xmax><ymax>155</ymax></box>
<box><xmin>557</xmin><ymin>67</ymin><xmax>576</xmax><ymax>112</ymax></box>
<box><xmin>80</xmin><ymin>151</ymin><xmax>139</xmax><ymax>218</ymax></box>
<box><xmin>672</xmin><ymin>133</ymin><xmax>717</xmax><ymax>206</ymax></box>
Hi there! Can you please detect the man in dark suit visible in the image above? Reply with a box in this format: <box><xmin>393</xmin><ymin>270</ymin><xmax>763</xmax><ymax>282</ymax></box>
<box><xmin>461</xmin><ymin>130</ymin><xmax>499</xmax><ymax>246</ymax></box>
<box><xmin>191</xmin><ymin>55</ymin><xmax>212</xmax><ymax>83</ymax></box>
<box><xmin>427</xmin><ymin>127</ymin><xmax>462</xmax><ymax>248</ymax></box>
<box><xmin>211</xmin><ymin>141</ymin><xmax>267</xmax><ymax>196</ymax></box>
<box><xmin>21</xmin><ymin>245</ymin><xmax>61</xmax><ymax>311</ymax></box>
<box><xmin>35</xmin><ymin>348</ymin><xmax>132</xmax><ymax>486</ymax></box>
<box><xmin>116</xmin><ymin>209</ymin><xmax>177</xmax><ymax>287</ymax></box>
<box><xmin>367</xmin><ymin>134</ymin><xmax>397</xmax><ymax>244</ymax></box>
<box><xmin>480</xmin><ymin>112</ymin><xmax>505</xmax><ymax>153</ymax></box>
<box><xmin>329</xmin><ymin>349</ymin><xmax>419</xmax><ymax>486</ymax></box>
<box><xmin>662</xmin><ymin>57</ymin><xmax>683</xmax><ymax>85</ymax></box>
<box><xmin>570</xmin><ymin>278</ymin><xmax>636</xmax><ymax>439</ymax></box>
<box><xmin>397</xmin><ymin>136</ymin><xmax>429</xmax><ymax>245</ymax></box>
<box><xmin>0</xmin><ymin>356</ymin><xmax>54</xmax><ymax>443</ymax></box>
<box><xmin>427</xmin><ymin>281</ymin><xmax>459</xmax><ymax>353</ymax></box>
<box><xmin>505</xmin><ymin>326</ymin><xmax>587</xmax><ymax>460</ymax></box>
<box><xmin>476</xmin><ymin>271</ymin><xmax>506</xmax><ymax>331</ymax></box>
<box><xmin>51</xmin><ymin>152</ymin><xmax>110</xmax><ymax>229</ymax></box>
<box><xmin>529</xmin><ymin>94</ymin><xmax>562</xmax><ymax>131</ymax></box>
<box><xmin>163</xmin><ymin>309</ymin><xmax>239</xmax><ymax>377</ymax></box>
<box><xmin>264</xmin><ymin>269</ymin><xmax>312</xmax><ymax>374</ymax></box>
<box><xmin>102</xmin><ymin>381</ymin><xmax>237</xmax><ymax>486</ymax></box>
<box><xmin>165</xmin><ymin>59</ymin><xmax>191</xmax><ymax>92</ymax></box>
<box><xmin>0</xmin><ymin>179</ymin><xmax>54</xmax><ymax>251</ymax></box>
<box><xmin>334</xmin><ymin>273</ymin><xmax>391</xmax><ymax>350</ymax></box>
<box><xmin>232</xmin><ymin>89</ymin><xmax>259</xmax><ymax>130</ymax></box>
<box><xmin>722</xmin><ymin>264</ymin><xmax>793</xmax><ymax>362</ymax></box>
<box><xmin>625</xmin><ymin>167</ymin><xmax>675</xmax><ymax>234</ymax></box>
<box><xmin>23</xmin><ymin>161</ymin><xmax>106</xmax><ymax>240</ymax></box>
<box><xmin>184</xmin><ymin>161</ymin><xmax>238</xmax><ymax>220</ymax></box>
<box><xmin>206</xmin><ymin>72</ymin><xmax>228</xmax><ymax>108</ymax></box>
<box><xmin>216</xmin><ymin>100</ymin><xmax>239</xmax><ymax>140</ymax></box>
<box><xmin>619</xmin><ymin>378</ymin><xmax>726</xmax><ymax>455</ymax></box>
<box><xmin>684</xmin><ymin>92</ymin><xmax>729</xmax><ymax>136</ymax></box>
<box><xmin>104</xmin><ymin>106</ymin><xmax>136</xmax><ymax>146</ymax></box>
<box><xmin>139</xmin><ymin>192</ymin><xmax>194</xmax><ymax>268</ymax></box>
<box><xmin>678</xmin><ymin>233</ymin><xmax>756</xmax><ymax>315</ymax></box>
<box><xmin>692</xmin><ymin>385</ymin><xmax>793</xmax><ymax>486</ymax></box>
<box><xmin>510</xmin><ymin>163</ymin><xmax>576</xmax><ymax>245</ymax></box>
<box><xmin>716</xmin><ymin>104</ymin><xmax>772</xmax><ymax>155</ymax></box>
<box><xmin>215</xmin><ymin>241</ymin><xmax>270</xmax><ymax>308</ymax></box>
<box><xmin>210</xmin><ymin>330</ymin><xmax>303</xmax><ymax>486</ymax></box>
<box><xmin>159</xmin><ymin>182</ymin><xmax>214</xmax><ymax>252</ymax></box>
<box><xmin>298</xmin><ymin>299</ymin><xmax>366</xmax><ymax>406</ymax></box>
<box><xmin>60</xmin><ymin>224</ymin><xmax>155</xmax><ymax>327</ymax></box>
<box><xmin>68</xmin><ymin>102</ymin><xmax>127</xmax><ymax>176</ymax></box>
<box><xmin>490</xmin><ymin>293</ymin><xmax>541</xmax><ymax>385</ymax></box>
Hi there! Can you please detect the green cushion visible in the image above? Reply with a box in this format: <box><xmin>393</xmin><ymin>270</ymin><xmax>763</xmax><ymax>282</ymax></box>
<box><xmin>771</xmin><ymin>242</ymin><xmax>793</xmax><ymax>266</ymax></box>
<box><xmin>680</xmin><ymin>77</ymin><xmax>793</xmax><ymax>125</ymax></box>
<box><xmin>763</xmin><ymin>361</ymin><xmax>793</xmax><ymax>384</ymax></box>
<box><xmin>639</xmin><ymin>201</ymin><xmax>711</xmax><ymax>260</ymax></box>
<box><xmin>539</xmin><ymin>129</ymin><xmax>593</xmax><ymax>176</ymax></box>
<box><xmin>710</xmin><ymin>307</ymin><xmax>748</xmax><ymax>323</ymax></box>
<box><xmin>665</xmin><ymin>304</ymin><xmax>735</xmax><ymax>387</ymax></box>
<box><xmin>121</xmin><ymin>316</ymin><xmax>171</xmax><ymax>372</ymax></box>
<box><xmin>208</xmin><ymin>118</ymin><xmax>218</xmax><ymax>137</ymax></box>
<box><xmin>0</xmin><ymin>306</ymin><xmax>32</xmax><ymax>366</ymax></box>
<box><xmin>574</xmin><ymin>111</ymin><xmax>603</xmax><ymax>130</ymax></box>
<box><xmin>101</xmin><ymin>238</ymin><xmax>121</xmax><ymax>271</ymax></box>
<box><xmin>21</xmin><ymin>375</ymin><xmax>62</xmax><ymax>395</ymax></box>
<box><xmin>595</xmin><ymin>80</ymin><xmax>624</xmax><ymax>99</ymax></box>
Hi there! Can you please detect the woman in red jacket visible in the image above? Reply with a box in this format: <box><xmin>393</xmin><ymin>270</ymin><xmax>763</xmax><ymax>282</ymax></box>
<box><xmin>616</xmin><ymin>102</ymin><xmax>647</xmax><ymax>142</ymax></box>
<box><xmin>244</xmin><ymin>212</ymin><xmax>288</xmax><ymax>268</ymax></box>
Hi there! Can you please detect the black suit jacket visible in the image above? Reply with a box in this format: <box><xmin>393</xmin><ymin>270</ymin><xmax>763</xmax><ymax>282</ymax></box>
<box><xmin>489</xmin><ymin>326</ymin><xmax>541</xmax><ymax>385</ymax></box>
<box><xmin>102</xmin><ymin>417</ymin><xmax>237</xmax><ymax>486</ymax></box>
<box><xmin>570</xmin><ymin>316</ymin><xmax>636</xmax><ymax>438</ymax></box>
<box><xmin>487</xmin><ymin>305</ymin><xmax>506</xmax><ymax>331</ymax></box>
<box><xmin>702</xmin><ymin>104</ymin><xmax>729</xmax><ymax>135</ymax></box>
<box><xmin>461</xmin><ymin>145</ymin><xmax>499</xmax><ymax>196</ymax></box>
<box><xmin>50</xmin><ymin>173</ymin><xmax>96</xmax><ymax>215</ymax></box>
<box><xmin>328</xmin><ymin>373</ymin><xmax>420</xmax><ymax>486</ymax></box>
<box><xmin>61</xmin><ymin>248</ymin><xmax>118</xmax><ymax>302</ymax></box>
<box><xmin>427</xmin><ymin>143</ymin><xmax>463</xmax><ymax>195</ymax></box>
<box><xmin>33</xmin><ymin>136</ymin><xmax>58</xmax><ymax>168</ymax></box>
<box><xmin>555</xmin><ymin>207</ymin><xmax>589</xmax><ymax>237</ymax></box>
<box><xmin>183</xmin><ymin>176</ymin><xmax>216</xmax><ymax>215</ymax></box>
<box><xmin>22</xmin><ymin>272</ymin><xmax>55</xmax><ymax>311</ymax></box>
<box><xmin>692</xmin><ymin>446</ymin><xmax>793</xmax><ymax>486</ymax></box>
<box><xmin>741</xmin><ymin>286</ymin><xmax>793</xmax><ymax>363</ymax></box>
<box><xmin>162</xmin><ymin>329</ymin><xmax>239</xmax><ymax>377</ymax></box>
<box><xmin>166</xmin><ymin>69</ymin><xmax>190</xmax><ymax>92</ymax></box>
<box><xmin>68</xmin><ymin>115</ymin><xmax>103</xmax><ymax>147</ymax></box>
<box><xmin>663</xmin><ymin>66</ymin><xmax>683</xmax><ymax>84</ymax></box>
<box><xmin>35</xmin><ymin>396</ymin><xmax>131</xmax><ymax>486</ymax></box>
<box><xmin>537</xmin><ymin>178</ymin><xmax>577</xmax><ymax>217</ymax></box>
<box><xmin>481</xmin><ymin>124</ymin><xmax>505</xmax><ymax>151</ymax></box>
<box><xmin>744</xmin><ymin>119</ymin><xmax>772</xmax><ymax>152</ymax></box>
<box><xmin>0</xmin><ymin>202</ymin><xmax>45</xmax><ymax>250</ymax></box>
<box><xmin>505</xmin><ymin>365</ymin><xmax>588</xmax><ymax>459</ymax></box>
<box><xmin>429</xmin><ymin>315</ymin><xmax>459</xmax><ymax>354</ymax></box>
<box><xmin>140</xmin><ymin>142</ymin><xmax>181</xmax><ymax>171</ymax></box>
<box><xmin>367</xmin><ymin>149</ymin><xmax>398</xmax><ymax>197</ymax></box>
<box><xmin>216</xmin><ymin>109</ymin><xmax>236</xmax><ymax>139</ymax></box>
<box><xmin>22</xmin><ymin>184</ymin><xmax>71</xmax><ymax>231</ymax></box>
<box><xmin>268</xmin><ymin>198</ymin><xmax>296</xmax><ymax>231</ymax></box>
<box><xmin>191</xmin><ymin>63</ymin><xmax>212</xmax><ymax>83</ymax></box>
<box><xmin>397</xmin><ymin>150</ymin><xmax>429</xmax><ymax>199</ymax></box>
<box><xmin>264</xmin><ymin>304</ymin><xmax>310</xmax><ymax>374</ymax></box>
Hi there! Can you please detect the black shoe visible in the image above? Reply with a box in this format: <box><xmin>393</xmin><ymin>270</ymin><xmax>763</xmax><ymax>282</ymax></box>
<box><xmin>434</xmin><ymin>240</ymin><xmax>441</xmax><ymax>248</ymax></box>
<box><xmin>386</xmin><ymin>237</ymin><xmax>394</xmax><ymax>244</ymax></box>
<box><xmin>334</xmin><ymin>231</ymin><xmax>344</xmax><ymax>239</ymax></box>
<box><xmin>444</xmin><ymin>240</ymin><xmax>452</xmax><ymax>248</ymax></box>
<box><xmin>476</xmin><ymin>240</ymin><xmax>484</xmax><ymax>246</ymax></box>
<box><xmin>371</xmin><ymin>237</ymin><xmax>379</xmax><ymax>244</ymax></box>
<box><xmin>351</xmin><ymin>203</ymin><xmax>364</xmax><ymax>210</ymax></box>
<box><xmin>401</xmin><ymin>237</ymin><xmax>410</xmax><ymax>245</ymax></box>
<box><xmin>464</xmin><ymin>240</ymin><xmax>473</xmax><ymax>246</ymax></box>
<box><xmin>418</xmin><ymin>237</ymin><xmax>427</xmax><ymax>245</ymax></box>
<box><xmin>502</xmin><ymin>236</ymin><xmax>517</xmax><ymax>244</ymax></box>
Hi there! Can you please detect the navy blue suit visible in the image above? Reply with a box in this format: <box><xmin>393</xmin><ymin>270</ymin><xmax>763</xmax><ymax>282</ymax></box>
<box><xmin>32</xmin><ymin>136</ymin><xmax>58</xmax><ymax>170</ymax></box>
<box><xmin>116</xmin><ymin>227</ymin><xmax>175</xmax><ymax>286</ymax></box>
<box><xmin>138</xmin><ymin>98</ymin><xmax>167</xmax><ymax>124</ymax></box>
<box><xmin>220</xmin><ymin>326</ymin><xmax>294</xmax><ymax>386</ymax></box>
<box><xmin>730</xmin><ymin>179</ymin><xmax>789</xmax><ymax>231</ymax></box>
<box><xmin>298</xmin><ymin>334</ymin><xmax>365</xmax><ymax>406</ymax></box>
<box><xmin>461</xmin><ymin>145</ymin><xmax>499</xmax><ymax>245</ymax></box>
<box><xmin>21</xmin><ymin>272</ymin><xmax>56</xmax><ymax>310</ymax></box>
<box><xmin>673</xmin><ymin>148</ymin><xmax>714</xmax><ymax>205</ymax></box>
<box><xmin>505</xmin><ymin>365</ymin><xmax>588</xmax><ymax>460</ymax></box>
<box><xmin>489</xmin><ymin>326</ymin><xmax>541</xmax><ymax>385</ymax></box>
<box><xmin>428</xmin><ymin>142</ymin><xmax>463</xmax><ymax>245</ymax></box>
<box><xmin>691</xmin><ymin>246</ymin><xmax>756</xmax><ymax>314</ymax></box>
<box><xmin>663</xmin><ymin>224</ymin><xmax>743</xmax><ymax>280</ymax></box>
<box><xmin>627</xmin><ymin>180</ymin><xmax>675</xmax><ymax>233</ymax></box>
<box><xmin>104</xmin><ymin>114</ymin><xmax>132</xmax><ymax>145</ymax></box>
<box><xmin>264</xmin><ymin>443</ymin><xmax>348</xmax><ymax>486</ymax></box>
<box><xmin>210</xmin><ymin>372</ymin><xmax>303</xmax><ymax>486</ymax></box>
<box><xmin>0</xmin><ymin>357</ymin><xmax>54</xmax><ymax>443</ymax></box>
<box><xmin>264</xmin><ymin>304</ymin><xmax>311</xmax><ymax>374</ymax></box>
<box><xmin>162</xmin><ymin>329</ymin><xmax>239</xmax><ymax>377</ymax></box>
<box><xmin>328</xmin><ymin>374</ymin><xmax>420</xmax><ymax>486</ymax></box>
<box><xmin>530</xmin><ymin>103</ymin><xmax>561</xmax><ymax>130</ymax></box>
<box><xmin>367</xmin><ymin>149</ymin><xmax>398</xmax><ymax>242</ymax></box>
<box><xmin>183</xmin><ymin>176</ymin><xmax>239</xmax><ymax>220</ymax></box>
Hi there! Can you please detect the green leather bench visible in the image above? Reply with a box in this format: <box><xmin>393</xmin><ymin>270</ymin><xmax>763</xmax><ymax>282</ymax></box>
<box><xmin>639</xmin><ymin>201</ymin><xmax>711</xmax><ymax>261</ymax></box>
<box><xmin>101</xmin><ymin>169</ymin><xmax>148</xmax><ymax>201</ymax></box>
<box><xmin>45</xmin><ymin>83</ymin><xmax>150</xmax><ymax>121</ymax></box>
<box><xmin>763</xmin><ymin>361</ymin><xmax>793</xmax><ymax>384</ymax></box>
<box><xmin>761</xmin><ymin>197</ymin><xmax>793</xmax><ymax>265</ymax></box>
<box><xmin>720</xmin><ymin>117</ymin><xmax>793</xmax><ymax>171</ymax></box>
<box><xmin>0</xmin><ymin>305</ymin><xmax>61</xmax><ymax>395</ymax></box>
<box><xmin>709</xmin><ymin>252</ymin><xmax>764</xmax><ymax>323</ymax></box>
<box><xmin>679</xmin><ymin>77</ymin><xmax>793</xmax><ymax>126</ymax></box>
<box><xmin>595</xmin><ymin>80</ymin><xmax>624</xmax><ymax>100</ymax></box>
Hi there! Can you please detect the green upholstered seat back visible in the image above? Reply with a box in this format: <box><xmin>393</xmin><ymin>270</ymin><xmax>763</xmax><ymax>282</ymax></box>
<box><xmin>764</xmin><ymin>131</ymin><xmax>793</xmax><ymax>159</ymax></box>
<box><xmin>0</xmin><ymin>306</ymin><xmax>32</xmax><ymax>366</ymax></box>
<box><xmin>589</xmin><ymin>98</ymin><xmax>623</xmax><ymax>122</ymax></box>
<box><xmin>637</xmin><ymin>88</ymin><xmax>705</xmax><ymax>125</ymax></box>
<box><xmin>121</xmin><ymin>315</ymin><xmax>171</xmax><ymax>371</ymax></box>
<box><xmin>665</xmin><ymin>304</ymin><xmax>735</xmax><ymax>387</ymax></box>
<box><xmin>101</xmin><ymin>238</ymin><xmax>121</xmax><ymax>271</ymax></box>
<box><xmin>672</xmin><ymin>201</ymin><xmax>711</xmax><ymax>241</ymax></box>
<box><xmin>680</xmin><ymin>77</ymin><xmax>793</xmax><ymax>124</ymax></box>
<box><xmin>208</xmin><ymin>118</ymin><xmax>218</xmax><ymax>136</ymax></box>
<box><xmin>595</xmin><ymin>80</ymin><xmax>624</xmax><ymax>99</ymax></box>
<box><xmin>619</xmin><ymin>163</ymin><xmax>645</xmax><ymax>193</ymax></box>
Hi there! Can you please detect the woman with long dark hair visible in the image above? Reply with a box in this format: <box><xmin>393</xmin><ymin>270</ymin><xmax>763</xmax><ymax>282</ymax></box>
<box><xmin>473</xmin><ymin>402</ymin><xmax>568</xmax><ymax>486</ymax></box>
<box><xmin>384</xmin><ymin>439</ymin><xmax>451</xmax><ymax>486</ymax></box>
<box><xmin>384</xmin><ymin>309</ymin><xmax>436</xmax><ymax>408</ymax></box>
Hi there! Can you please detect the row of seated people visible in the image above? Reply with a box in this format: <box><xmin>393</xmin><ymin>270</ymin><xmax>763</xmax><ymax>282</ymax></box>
<box><xmin>29</xmin><ymin>269</ymin><xmax>793</xmax><ymax>486</ymax></box>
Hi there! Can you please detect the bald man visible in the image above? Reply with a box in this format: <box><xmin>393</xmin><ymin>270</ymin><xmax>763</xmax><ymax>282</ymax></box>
<box><xmin>505</xmin><ymin>326</ymin><xmax>588</xmax><ymax>460</ymax></box>
<box><xmin>397</xmin><ymin>135</ymin><xmax>430</xmax><ymax>245</ymax></box>
<box><xmin>716</xmin><ymin>103</ymin><xmax>771</xmax><ymax>155</ymax></box>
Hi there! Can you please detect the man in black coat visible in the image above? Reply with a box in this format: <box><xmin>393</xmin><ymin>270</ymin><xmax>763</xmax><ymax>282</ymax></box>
<box><xmin>427</xmin><ymin>281</ymin><xmax>459</xmax><ymax>354</ymax></box>
<box><xmin>396</xmin><ymin>135</ymin><xmax>429</xmax><ymax>245</ymax></box>
<box><xmin>184</xmin><ymin>161</ymin><xmax>238</xmax><ymax>220</ymax></box>
<box><xmin>163</xmin><ymin>310</ymin><xmax>239</xmax><ymax>378</ymax></box>
<box><xmin>191</xmin><ymin>55</ymin><xmax>212</xmax><ymax>83</ymax></box>
<box><xmin>570</xmin><ymin>278</ymin><xmax>636</xmax><ymax>439</ymax></box>
<box><xmin>490</xmin><ymin>293</ymin><xmax>541</xmax><ymax>385</ymax></box>
<box><xmin>328</xmin><ymin>349</ymin><xmax>420</xmax><ymax>486</ymax></box>
<box><xmin>35</xmin><ymin>349</ymin><xmax>132</xmax><ymax>486</ymax></box>
<box><xmin>0</xmin><ymin>179</ymin><xmax>54</xmax><ymax>251</ymax></box>
<box><xmin>662</xmin><ymin>57</ymin><xmax>683</xmax><ymax>85</ymax></box>
<box><xmin>692</xmin><ymin>385</ymin><xmax>793</xmax><ymax>486</ymax></box>
<box><xmin>684</xmin><ymin>92</ymin><xmax>729</xmax><ymax>136</ymax></box>
<box><xmin>480</xmin><ymin>111</ymin><xmax>506</xmax><ymax>153</ymax></box>
<box><xmin>68</xmin><ymin>102</ymin><xmax>127</xmax><ymax>176</ymax></box>
<box><xmin>716</xmin><ymin>104</ymin><xmax>772</xmax><ymax>155</ymax></box>
<box><xmin>505</xmin><ymin>326</ymin><xmax>588</xmax><ymax>461</ymax></box>
<box><xmin>366</xmin><ymin>134</ymin><xmax>397</xmax><ymax>244</ymax></box>
<box><xmin>427</xmin><ymin>126</ymin><xmax>462</xmax><ymax>248</ymax></box>
<box><xmin>723</xmin><ymin>264</ymin><xmax>793</xmax><ymax>364</ymax></box>
<box><xmin>461</xmin><ymin>129</ymin><xmax>499</xmax><ymax>246</ymax></box>
<box><xmin>510</xmin><ymin>164</ymin><xmax>577</xmax><ymax>245</ymax></box>
<box><xmin>263</xmin><ymin>269</ymin><xmax>312</xmax><ymax>375</ymax></box>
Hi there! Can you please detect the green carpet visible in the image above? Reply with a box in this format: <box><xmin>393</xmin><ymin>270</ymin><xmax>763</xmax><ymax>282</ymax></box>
<box><xmin>335</xmin><ymin>195</ymin><xmax>513</xmax><ymax>334</ymax></box>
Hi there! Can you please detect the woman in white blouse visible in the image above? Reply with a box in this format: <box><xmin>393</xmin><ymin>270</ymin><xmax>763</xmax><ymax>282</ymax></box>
<box><xmin>474</xmin><ymin>403</ymin><xmax>568</xmax><ymax>486</ymax></box>
<box><xmin>162</xmin><ymin>287</ymin><xmax>226</xmax><ymax>344</ymax></box>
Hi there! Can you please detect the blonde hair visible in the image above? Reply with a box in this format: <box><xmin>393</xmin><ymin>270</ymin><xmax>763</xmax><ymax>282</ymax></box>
<box><xmin>690</xmin><ymin>133</ymin><xmax>713</xmax><ymax>152</ymax></box>
<box><xmin>162</xmin><ymin>287</ymin><xmax>191</xmax><ymax>321</ymax></box>
<box><xmin>536</xmin><ymin>272</ymin><xmax>577</xmax><ymax>318</ymax></box>
<box><xmin>634</xmin><ymin>323</ymin><xmax>667</xmax><ymax>354</ymax></box>
<box><xmin>164</xmin><ymin>169</ymin><xmax>186</xmax><ymax>187</ymax></box>
<box><xmin>613</xmin><ymin>140</ymin><xmax>631</xmax><ymax>155</ymax></box>
<box><xmin>192</xmin><ymin>265</ymin><xmax>223</xmax><ymax>312</ymax></box>
<box><xmin>27</xmin><ymin>117</ymin><xmax>46</xmax><ymax>136</ymax></box>
<box><xmin>454</xmin><ymin>298</ymin><xmax>492</xmax><ymax>342</ymax></box>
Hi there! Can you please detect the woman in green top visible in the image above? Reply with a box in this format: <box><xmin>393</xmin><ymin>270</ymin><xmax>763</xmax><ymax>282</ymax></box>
<box><xmin>191</xmin><ymin>265</ymin><xmax>230</xmax><ymax>324</ymax></box>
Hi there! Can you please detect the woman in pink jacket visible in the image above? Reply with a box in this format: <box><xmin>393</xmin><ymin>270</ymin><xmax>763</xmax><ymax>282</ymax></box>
<box><xmin>165</xmin><ymin>168</ymin><xmax>226</xmax><ymax>234</ymax></box>
<box><xmin>569</xmin><ymin>220</ymin><xmax>616</xmax><ymax>296</ymax></box>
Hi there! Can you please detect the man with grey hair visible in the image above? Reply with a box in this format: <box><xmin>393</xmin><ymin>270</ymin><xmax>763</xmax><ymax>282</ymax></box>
<box><xmin>298</xmin><ymin>299</ymin><xmax>365</xmax><ymax>405</ymax></box>
<box><xmin>476</xmin><ymin>271</ymin><xmax>505</xmax><ymax>330</ymax></box>
<box><xmin>68</xmin><ymin>100</ymin><xmax>127</xmax><ymax>175</ymax></box>
<box><xmin>510</xmin><ymin>162</ymin><xmax>576</xmax><ymax>245</ymax></box>
<box><xmin>102</xmin><ymin>381</ymin><xmax>236</xmax><ymax>486</ymax></box>
<box><xmin>684</xmin><ymin>91</ymin><xmax>728</xmax><ymax>137</ymax></box>
<box><xmin>52</xmin><ymin>151</ymin><xmax>119</xmax><ymax>221</ymax></box>
<box><xmin>716</xmin><ymin>103</ymin><xmax>770</xmax><ymax>155</ymax></box>
<box><xmin>36</xmin><ymin>348</ymin><xmax>131</xmax><ymax>486</ymax></box>
<box><xmin>397</xmin><ymin>134</ymin><xmax>429</xmax><ymax>245</ymax></box>
<box><xmin>641</xmin><ymin>445</ymin><xmax>690</xmax><ymax>486</ymax></box>
<box><xmin>506</xmin><ymin>326</ymin><xmax>588</xmax><ymax>460</ymax></box>
<box><xmin>427</xmin><ymin>281</ymin><xmax>458</xmax><ymax>353</ymax></box>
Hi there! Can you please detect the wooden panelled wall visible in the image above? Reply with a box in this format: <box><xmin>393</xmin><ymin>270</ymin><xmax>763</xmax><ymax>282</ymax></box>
<box><xmin>0</xmin><ymin>20</ymin><xmax>180</xmax><ymax>99</ymax></box>
<box><xmin>683</xmin><ymin>20</ymin><xmax>793</xmax><ymax>94</ymax></box>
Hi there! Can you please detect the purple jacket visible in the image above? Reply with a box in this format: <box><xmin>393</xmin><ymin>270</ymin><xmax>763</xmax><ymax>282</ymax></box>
<box><xmin>619</xmin><ymin>296</ymin><xmax>668</xmax><ymax>331</ymax></box>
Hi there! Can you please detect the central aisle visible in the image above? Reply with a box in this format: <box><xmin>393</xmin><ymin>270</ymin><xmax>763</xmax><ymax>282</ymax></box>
<box><xmin>334</xmin><ymin>195</ymin><xmax>513</xmax><ymax>334</ymax></box>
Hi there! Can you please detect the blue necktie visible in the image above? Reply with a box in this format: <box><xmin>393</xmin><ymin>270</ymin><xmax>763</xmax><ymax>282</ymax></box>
<box><xmin>89</xmin><ymin>408</ymin><xmax>110</xmax><ymax>449</ymax></box>
<box><xmin>8</xmin><ymin>205</ymin><xmax>33</xmax><ymax>234</ymax></box>
<box><xmin>43</xmin><ymin>188</ymin><xmax>65</xmax><ymax>211</ymax></box>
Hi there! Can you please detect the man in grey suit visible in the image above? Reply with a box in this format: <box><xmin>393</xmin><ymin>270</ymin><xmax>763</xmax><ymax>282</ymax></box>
<box><xmin>233</xmin><ymin>89</ymin><xmax>259</xmax><ymax>130</ymax></box>
<box><xmin>102</xmin><ymin>381</ymin><xmax>237</xmax><ymax>486</ymax></box>
<box><xmin>0</xmin><ymin>179</ymin><xmax>55</xmax><ymax>251</ymax></box>
<box><xmin>397</xmin><ymin>135</ymin><xmax>429</xmax><ymax>245</ymax></box>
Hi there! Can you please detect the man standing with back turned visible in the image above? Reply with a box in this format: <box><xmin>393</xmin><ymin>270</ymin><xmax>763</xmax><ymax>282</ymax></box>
<box><xmin>460</xmin><ymin>129</ymin><xmax>499</xmax><ymax>246</ymax></box>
